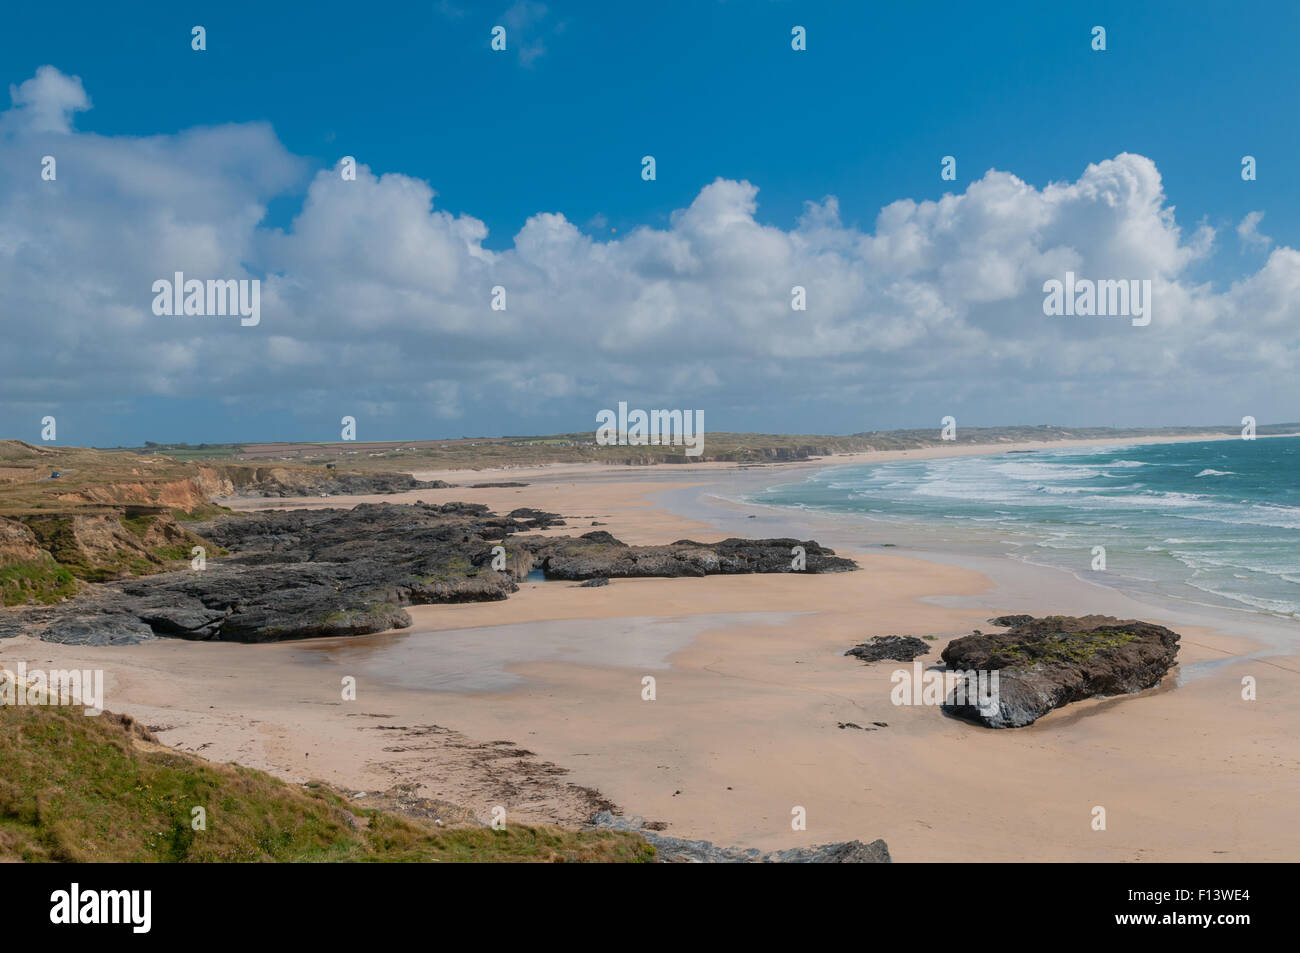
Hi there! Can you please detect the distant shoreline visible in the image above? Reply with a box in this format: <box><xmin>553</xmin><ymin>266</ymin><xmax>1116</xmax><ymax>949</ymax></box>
<box><xmin>103</xmin><ymin>423</ymin><xmax>1300</xmax><ymax>473</ymax></box>
<box><xmin>404</xmin><ymin>429</ymin><xmax>1296</xmax><ymax>484</ymax></box>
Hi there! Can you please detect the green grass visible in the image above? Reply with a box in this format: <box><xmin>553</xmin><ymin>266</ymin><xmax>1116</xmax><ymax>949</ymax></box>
<box><xmin>994</xmin><ymin>630</ymin><xmax>1141</xmax><ymax>669</ymax></box>
<box><xmin>121</xmin><ymin>513</ymin><xmax>155</xmax><ymax>537</ymax></box>
<box><xmin>170</xmin><ymin>504</ymin><xmax>232</xmax><ymax>522</ymax></box>
<box><xmin>0</xmin><ymin>559</ymin><xmax>78</xmax><ymax>606</ymax></box>
<box><xmin>1</xmin><ymin>511</ymin><xmax>213</xmax><ymax>603</ymax></box>
<box><xmin>19</xmin><ymin>515</ymin><xmax>140</xmax><ymax>582</ymax></box>
<box><xmin>0</xmin><ymin>704</ymin><xmax>655</xmax><ymax>863</ymax></box>
<box><xmin>149</xmin><ymin>543</ymin><xmax>195</xmax><ymax>562</ymax></box>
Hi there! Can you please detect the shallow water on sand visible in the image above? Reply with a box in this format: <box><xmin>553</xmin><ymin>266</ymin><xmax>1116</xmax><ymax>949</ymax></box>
<box><xmin>293</xmin><ymin>611</ymin><xmax>807</xmax><ymax>693</ymax></box>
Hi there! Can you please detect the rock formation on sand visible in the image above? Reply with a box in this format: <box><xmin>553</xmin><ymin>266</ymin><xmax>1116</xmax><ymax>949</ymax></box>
<box><xmin>987</xmin><ymin>614</ymin><xmax>1034</xmax><ymax>628</ymax></box>
<box><xmin>845</xmin><ymin>634</ymin><xmax>932</xmax><ymax>663</ymax></box>
<box><xmin>0</xmin><ymin>503</ymin><xmax>856</xmax><ymax>645</ymax></box>
<box><xmin>590</xmin><ymin>812</ymin><xmax>891</xmax><ymax>863</ymax></box>
<box><xmin>530</xmin><ymin>532</ymin><xmax>855</xmax><ymax>580</ymax></box>
<box><xmin>940</xmin><ymin>614</ymin><xmax>1181</xmax><ymax>728</ymax></box>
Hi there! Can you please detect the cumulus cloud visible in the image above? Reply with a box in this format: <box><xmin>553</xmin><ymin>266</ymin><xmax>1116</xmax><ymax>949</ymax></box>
<box><xmin>2</xmin><ymin>66</ymin><xmax>1299</xmax><ymax>440</ymax></box>
<box><xmin>5</xmin><ymin>65</ymin><xmax>90</xmax><ymax>134</ymax></box>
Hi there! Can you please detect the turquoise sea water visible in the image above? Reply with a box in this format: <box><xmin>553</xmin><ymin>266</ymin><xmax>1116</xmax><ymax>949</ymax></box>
<box><xmin>749</xmin><ymin>437</ymin><xmax>1300</xmax><ymax>622</ymax></box>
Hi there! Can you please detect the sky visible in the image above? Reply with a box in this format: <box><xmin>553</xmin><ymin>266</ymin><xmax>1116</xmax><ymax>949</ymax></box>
<box><xmin>1</xmin><ymin>0</ymin><xmax>1298</xmax><ymax>446</ymax></box>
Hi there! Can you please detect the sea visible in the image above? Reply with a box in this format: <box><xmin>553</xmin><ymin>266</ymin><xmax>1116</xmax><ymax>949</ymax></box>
<box><xmin>747</xmin><ymin>436</ymin><xmax>1300</xmax><ymax>625</ymax></box>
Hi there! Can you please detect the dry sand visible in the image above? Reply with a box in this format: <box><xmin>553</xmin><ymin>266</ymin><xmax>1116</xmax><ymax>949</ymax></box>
<box><xmin>5</xmin><ymin>433</ymin><xmax>1298</xmax><ymax>861</ymax></box>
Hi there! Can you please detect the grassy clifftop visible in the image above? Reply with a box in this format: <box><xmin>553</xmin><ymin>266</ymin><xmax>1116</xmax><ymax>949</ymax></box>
<box><xmin>0</xmin><ymin>704</ymin><xmax>654</xmax><ymax>863</ymax></box>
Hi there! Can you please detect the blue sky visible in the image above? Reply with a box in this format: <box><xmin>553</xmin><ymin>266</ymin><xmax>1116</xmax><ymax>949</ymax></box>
<box><xmin>18</xmin><ymin>1</ymin><xmax>1295</xmax><ymax>255</ymax></box>
<box><xmin>2</xmin><ymin>1</ymin><xmax>1299</xmax><ymax>445</ymax></box>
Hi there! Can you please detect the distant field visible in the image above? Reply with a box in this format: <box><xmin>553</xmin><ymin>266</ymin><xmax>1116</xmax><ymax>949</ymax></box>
<box><xmin>107</xmin><ymin>423</ymin><xmax>1291</xmax><ymax>472</ymax></box>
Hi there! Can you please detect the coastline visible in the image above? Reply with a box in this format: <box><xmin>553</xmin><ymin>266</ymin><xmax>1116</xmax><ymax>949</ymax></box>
<box><xmin>387</xmin><ymin>429</ymin><xmax>1271</xmax><ymax>484</ymax></box>
<box><xmin>5</xmin><ymin>431</ymin><xmax>1298</xmax><ymax>861</ymax></box>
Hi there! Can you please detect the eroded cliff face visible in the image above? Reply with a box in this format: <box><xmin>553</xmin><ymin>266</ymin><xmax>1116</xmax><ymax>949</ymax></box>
<box><xmin>1</xmin><ymin>509</ymin><xmax>210</xmax><ymax>600</ymax></box>
<box><xmin>0</xmin><ymin>516</ymin><xmax>47</xmax><ymax>564</ymax></box>
<box><xmin>192</xmin><ymin>466</ymin><xmax>238</xmax><ymax>498</ymax></box>
<box><xmin>45</xmin><ymin>465</ymin><xmax>372</xmax><ymax>505</ymax></box>
<box><xmin>0</xmin><ymin>446</ymin><xmax>454</xmax><ymax>605</ymax></box>
<box><xmin>54</xmin><ymin>476</ymin><xmax>216</xmax><ymax>511</ymax></box>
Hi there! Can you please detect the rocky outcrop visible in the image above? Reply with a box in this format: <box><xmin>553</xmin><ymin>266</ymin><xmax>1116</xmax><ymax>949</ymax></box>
<box><xmin>0</xmin><ymin>503</ymin><xmax>519</xmax><ymax>645</ymax></box>
<box><xmin>505</xmin><ymin>507</ymin><xmax>566</xmax><ymax>529</ymax></box>
<box><xmin>0</xmin><ymin>503</ymin><xmax>857</xmax><ymax>645</ymax></box>
<box><xmin>988</xmin><ymin>614</ymin><xmax>1034</xmax><ymax>628</ymax></box>
<box><xmin>590</xmin><ymin>812</ymin><xmax>890</xmax><ymax>863</ymax></box>
<box><xmin>205</xmin><ymin>465</ymin><xmax>452</xmax><ymax>498</ymax></box>
<box><xmin>940</xmin><ymin>614</ymin><xmax>1181</xmax><ymax>728</ymax></box>
<box><xmin>531</xmin><ymin>536</ymin><xmax>856</xmax><ymax>580</ymax></box>
<box><xmin>846</xmin><ymin>635</ymin><xmax>932</xmax><ymax>663</ymax></box>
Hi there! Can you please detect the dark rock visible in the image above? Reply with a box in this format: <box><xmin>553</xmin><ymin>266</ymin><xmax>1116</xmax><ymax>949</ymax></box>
<box><xmin>989</xmin><ymin>614</ymin><xmax>1034</xmax><ymax>628</ymax></box>
<box><xmin>845</xmin><ymin>635</ymin><xmax>931</xmax><ymax>663</ymax></box>
<box><xmin>2</xmin><ymin>503</ymin><xmax>856</xmax><ymax>645</ymax></box>
<box><xmin>137</xmin><ymin>606</ymin><xmax>227</xmax><ymax>639</ymax></box>
<box><xmin>506</xmin><ymin>507</ymin><xmax>566</xmax><ymax>529</ymax></box>
<box><xmin>590</xmin><ymin>812</ymin><xmax>890</xmax><ymax>863</ymax></box>
<box><xmin>28</xmin><ymin>614</ymin><xmax>157</xmax><ymax>646</ymax></box>
<box><xmin>434</xmin><ymin>502</ymin><xmax>491</xmax><ymax>516</ymax></box>
<box><xmin>941</xmin><ymin>614</ymin><xmax>1181</xmax><ymax>728</ymax></box>
<box><xmin>535</xmin><ymin>536</ymin><xmax>856</xmax><ymax>581</ymax></box>
<box><xmin>767</xmin><ymin>840</ymin><xmax>892</xmax><ymax>863</ymax></box>
<box><xmin>236</xmin><ymin>471</ymin><xmax>452</xmax><ymax>498</ymax></box>
<box><xmin>578</xmin><ymin>577</ymin><xmax>610</xmax><ymax>588</ymax></box>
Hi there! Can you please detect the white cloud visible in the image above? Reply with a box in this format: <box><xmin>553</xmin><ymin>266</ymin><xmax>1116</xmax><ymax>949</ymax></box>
<box><xmin>6</xmin><ymin>65</ymin><xmax>90</xmax><ymax>134</ymax></box>
<box><xmin>3</xmin><ymin>66</ymin><xmax>1299</xmax><ymax>437</ymax></box>
<box><xmin>1238</xmin><ymin>210</ymin><xmax>1272</xmax><ymax>250</ymax></box>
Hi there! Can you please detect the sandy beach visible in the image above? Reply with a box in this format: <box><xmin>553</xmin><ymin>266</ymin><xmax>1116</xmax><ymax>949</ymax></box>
<box><xmin>6</xmin><ymin>434</ymin><xmax>1298</xmax><ymax>862</ymax></box>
